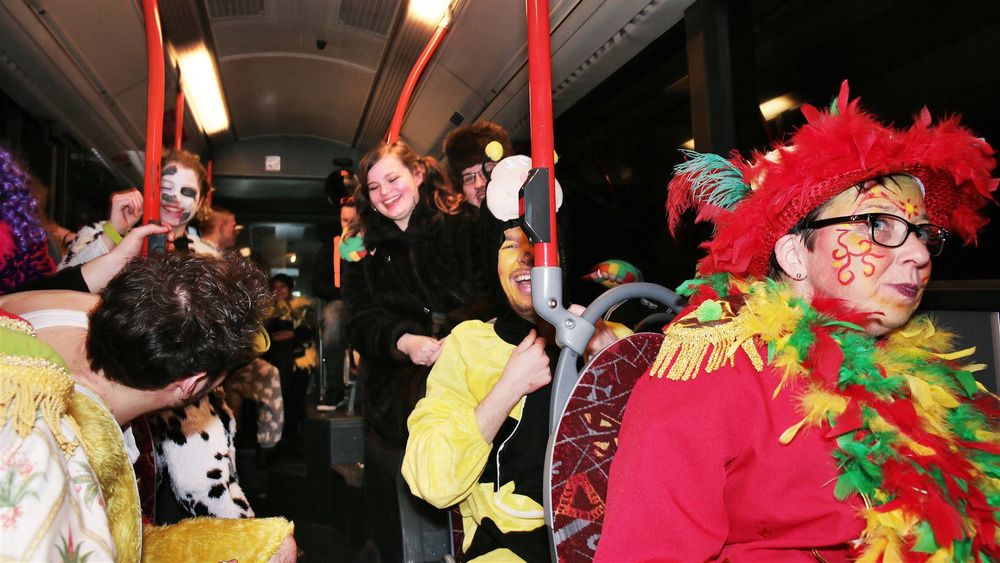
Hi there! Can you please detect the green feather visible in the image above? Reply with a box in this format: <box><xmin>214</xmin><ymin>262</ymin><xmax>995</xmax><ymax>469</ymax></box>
<box><xmin>954</xmin><ymin>370</ymin><xmax>978</xmax><ymax>398</ymax></box>
<box><xmin>828</xmin><ymin>96</ymin><xmax>840</xmax><ymax>115</ymax></box>
<box><xmin>675</xmin><ymin>150</ymin><xmax>751</xmax><ymax>211</ymax></box>
<box><xmin>954</xmin><ymin>538</ymin><xmax>972</xmax><ymax>562</ymax></box>
<box><xmin>912</xmin><ymin>521</ymin><xmax>939</xmax><ymax>554</ymax></box>
<box><xmin>695</xmin><ymin>300</ymin><xmax>723</xmax><ymax>323</ymax></box>
<box><xmin>947</xmin><ymin>404</ymin><xmax>987</xmax><ymax>441</ymax></box>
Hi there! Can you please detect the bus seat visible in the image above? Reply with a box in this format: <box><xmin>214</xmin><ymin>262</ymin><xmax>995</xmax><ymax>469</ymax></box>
<box><xmin>547</xmin><ymin>332</ymin><xmax>663</xmax><ymax>563</ymax></box>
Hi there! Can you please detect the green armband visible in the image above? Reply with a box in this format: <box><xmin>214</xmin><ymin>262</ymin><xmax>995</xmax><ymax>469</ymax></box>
<box><xmin>102</xmin><ymin>221</ymin><xmax>123</xmax><ymax>244</ymax></box>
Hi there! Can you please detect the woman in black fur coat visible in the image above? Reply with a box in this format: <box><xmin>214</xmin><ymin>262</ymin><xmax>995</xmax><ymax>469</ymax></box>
<box><xmin>342</xmin><ymin>140</ymin><xmax>491</xmax><ymax>561</ymax></box>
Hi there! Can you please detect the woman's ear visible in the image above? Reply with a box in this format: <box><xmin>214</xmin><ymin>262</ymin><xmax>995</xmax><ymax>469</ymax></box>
<box><xmin>774</xmin><ymin>233</ymin><xmax>809</xmax><ymax>280</ymax></box>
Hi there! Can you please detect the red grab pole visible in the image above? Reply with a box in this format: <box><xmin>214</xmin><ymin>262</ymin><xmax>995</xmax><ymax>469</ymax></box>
<box><xmin>526</xmin><ymin>0</ymin><xmax>558</xmax><ymax>267</ymax></box>
<box><xmin>174</xmin><ymin>89</ymin><xmax>184</xmax><ymax>150</ymax></box>
<box><xmin>206</xmin><ymin>160</ymin><xmax>213</xmax><ymax>209</ymax></box>
<box><xmin>385</xmin><ymin>22</ymin><xmax>449</xmax><ymax>144</ymax></box>
<box><xmin>141</xmin><ymin>0</ymin><xmax>164</xmax><ymax>250</ymax></box>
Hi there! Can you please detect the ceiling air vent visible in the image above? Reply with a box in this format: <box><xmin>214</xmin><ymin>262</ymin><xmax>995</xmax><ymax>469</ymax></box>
<box><xmin>206</xmin><ymin>0</ymin><xmax>265</xmax><ymax>20</ymax></box>
<box><xmin>338</xmin><ymin>0</ymin><xmax>397</xmax><ymax>36</ymax></box>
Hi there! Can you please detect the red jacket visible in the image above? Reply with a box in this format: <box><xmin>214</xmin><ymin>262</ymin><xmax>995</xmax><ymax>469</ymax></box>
<box><xmin>596</xmin><ymin>345</ymin><xmax>863</xmax><ymax>561</ymax></box>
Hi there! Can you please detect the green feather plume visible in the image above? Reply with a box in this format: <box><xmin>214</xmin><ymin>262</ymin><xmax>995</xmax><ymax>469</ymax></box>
<box><xmin>674</xmin><ymin>150</ymin><xmax>751</xmax><ymax>211</ymax></box>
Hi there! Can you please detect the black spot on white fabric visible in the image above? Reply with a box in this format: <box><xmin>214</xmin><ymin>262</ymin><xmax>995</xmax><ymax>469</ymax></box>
<box><xmin>208</xmin><ymin>484</ymin><xmax>227</xmax><ymax>498</ymax></box>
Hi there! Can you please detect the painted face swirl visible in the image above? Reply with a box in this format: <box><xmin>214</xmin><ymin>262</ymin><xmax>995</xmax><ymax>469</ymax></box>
<box><xmin>831</xmin><ymin>228</ymin><xmax>886</xmax><ymax>286</ymax></box>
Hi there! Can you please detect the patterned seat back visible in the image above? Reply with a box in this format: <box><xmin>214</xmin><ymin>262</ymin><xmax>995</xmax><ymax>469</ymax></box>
<box><xmin>548</xmin><ymin>332</ymin><xmax>663</xmax><ymax>562</ymax></box>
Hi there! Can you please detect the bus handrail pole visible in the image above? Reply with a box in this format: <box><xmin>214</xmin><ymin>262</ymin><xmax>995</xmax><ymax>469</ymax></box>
<box><xmin>385</xmin><ymin>16</ymin><xmax>450</xmax><ymax>144</ymax></box>
<box><xmin>526</xmin><ymin>0</ymin><xmax>558</xmax><ymax>267</ymax></box>
<box><xmin>206</xmin><ymin>159</ymin><xmax>213</xmax><ymax>209</ymax></box>
<box><xmin>141</xmin><ymin>0</ymin><xmax>164</xmax><ymax>254</ymax></box>
<box><xmin>174</xmin><ymin>88</ymin><xmax>184</xmax><ymax>150</ymax></box>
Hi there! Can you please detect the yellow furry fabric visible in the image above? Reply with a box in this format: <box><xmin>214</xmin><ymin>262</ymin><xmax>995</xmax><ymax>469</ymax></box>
<box><xmin>141</xmin><ymin>517</ymin><xmax>294</xmax><ymax>562</ymax></box>
<box><xmin>70</xmin><ymin>388</ymin><xmax>143</xmax><ymax>563</ymax></box>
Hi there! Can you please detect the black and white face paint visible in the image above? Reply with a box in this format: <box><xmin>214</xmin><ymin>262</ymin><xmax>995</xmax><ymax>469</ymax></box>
<box><xmin>160</xmin><ymin>164</ymin><xmax>201</xmax><ymax>228</ymax></box>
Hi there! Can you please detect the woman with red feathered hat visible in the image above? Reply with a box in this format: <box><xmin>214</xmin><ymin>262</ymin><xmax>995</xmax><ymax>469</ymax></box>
<box><xmin>596</xmin><ymin>81</ymin><xmax>999</xmax><ymax>562</ymax></box>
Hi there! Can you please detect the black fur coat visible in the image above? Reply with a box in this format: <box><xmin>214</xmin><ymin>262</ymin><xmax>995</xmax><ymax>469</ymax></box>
<box><xmin>342</xmin><ymin>204</ymin><xmax>492</xmax><ymax>445</ymax></box>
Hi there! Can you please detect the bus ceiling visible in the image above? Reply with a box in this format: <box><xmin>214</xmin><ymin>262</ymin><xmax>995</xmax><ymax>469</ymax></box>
<box><xmin>0</xmin><ymin>0</ymin><xmax>690</xmax><ymax>183</ymax></box>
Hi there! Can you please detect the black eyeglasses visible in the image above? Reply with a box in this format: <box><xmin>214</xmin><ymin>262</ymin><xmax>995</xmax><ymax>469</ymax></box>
<box><xmin>803</xmin><ymin>213</ymin><xmax>949</xmax><ymax>256</ymax></box>
<box><xmin>461</xmin><ymin>160</ymin><xmax>497</xmax><ymax>187</ymax></box>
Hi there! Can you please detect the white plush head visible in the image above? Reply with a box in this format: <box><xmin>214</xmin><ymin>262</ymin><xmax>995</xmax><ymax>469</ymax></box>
<box><xmin>485</xmin><ymin>155</ymin><xmax>563</xmax><ymax>221</ymax></box>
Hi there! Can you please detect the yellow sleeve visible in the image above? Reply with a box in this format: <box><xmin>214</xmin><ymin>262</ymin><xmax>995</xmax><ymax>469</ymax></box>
<box><xmin>402</xmin><ymin>331</ymin><xmax>494</xmax><ymax>509</ymax></box>
<box><xmin>607</xmin><ymin>321</ymin><xmax>632</xmax><ymax>339</ymax></box>
<box><xmin>141</xmin><ymin>517</ymin><xmax>293</xmax><ymax>562</ymax></box>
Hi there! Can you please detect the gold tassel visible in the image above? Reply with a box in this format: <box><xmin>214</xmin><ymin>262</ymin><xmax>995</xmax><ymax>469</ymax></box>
<box><xmin>0</xmin><ymin>354</ymin><xmax>79</xmax><ymax>456</ymax></box>
<box><xmin>649</xmin><ymin>312</ymin><xmax>762</xmax><ymax>381</ymax></box>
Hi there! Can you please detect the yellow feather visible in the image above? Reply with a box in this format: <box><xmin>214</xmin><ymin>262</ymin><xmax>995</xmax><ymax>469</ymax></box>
<box><xmin>932</xmin><ymin>347</ymin><xmax>976</xmax><ymax>361</ymax></box>
<box><xmin>927</xmin><ymin>548</ymin><xmax>954</xmax><ymax>563</ymax></box>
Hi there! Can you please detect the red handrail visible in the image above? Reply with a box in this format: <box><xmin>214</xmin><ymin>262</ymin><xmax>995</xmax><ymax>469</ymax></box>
<box><xmin>385</xmin><ymin>21</ymin><xmax>449</xmax><ymax>144</ymax></box>
<box><xmin>206</xmin><ymin>160</ymin><xmax>213</xmax><ymax>209</ymax></box>
<box><xmin>526</xmin><ymin>0</ymin><xmax>558</xmax><ymax>267</ymax></box>
<box><xmin>141</xmin><ymin>0</ymin><xmax>164</xmax><ymax>253</ymax></box>
<box><xmin>174</xmin><ymin>89</ymin><xmax>184</xmax><ymax>150</ymax></box>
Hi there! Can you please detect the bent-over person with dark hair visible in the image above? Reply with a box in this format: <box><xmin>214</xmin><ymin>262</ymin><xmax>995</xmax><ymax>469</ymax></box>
<box><xmin>0</xmin><ymin>251</ymin><xmax>296</xmax><ymax>561</ymax></box>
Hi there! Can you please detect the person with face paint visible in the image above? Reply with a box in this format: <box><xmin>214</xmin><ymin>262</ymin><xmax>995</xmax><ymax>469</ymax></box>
<box><xmin>55</xmin><ymin>149</ymin><xmax>262</xmax><ymax>523</ymax></box>
<box><xmin>59</xmin><ymin>149</ymin><xmax>213</xmax><ymax>269</ymax></box>
<box><xmin>401</xmin><ymin>156</ymin><xmax>626</xmax><ymax>562</ymax></box>
<box><xmin>596</xmin><ymin>82</ymin><xmax>999</xmax><ymax>562</ymax></box>
<box><xmin>342</xmin><ymin>140</ymin><xmax>493</xmax><ymax>562</ymax></box>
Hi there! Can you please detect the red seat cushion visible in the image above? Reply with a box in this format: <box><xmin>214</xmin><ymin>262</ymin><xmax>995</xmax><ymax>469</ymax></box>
<box><xmin>549</xmin><ymin>333</ymin><xmax>663</xmax><ymax>562</ymax></box>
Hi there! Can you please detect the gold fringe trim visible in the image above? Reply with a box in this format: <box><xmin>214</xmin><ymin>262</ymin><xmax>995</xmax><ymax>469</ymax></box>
<box><xmin>649</xmin><ymin>313</ymin><xmax>763</xmax><ymax>381</ymax></box>
<box><xmin>0</xmin><ymin>354</ymin><xmax>79</xmax><ymax>456</ymax></box>
<box><xmin>0</xmin><ymin>315</ymin><xmax>36</xmax><ymax>337</ymax></box>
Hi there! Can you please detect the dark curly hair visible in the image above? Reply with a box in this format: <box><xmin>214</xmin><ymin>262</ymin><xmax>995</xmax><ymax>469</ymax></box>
<box><xmin>442</xmin><ymin>121</ymin><xmax>513</xmax><ymax>192</ymax></box>
<box><xmin>356</xmin><ymin>141</ymin><xmax>463</xmax><ymax>243</ymax></box>
<box><xmin>87</xmin><ymin>251</ymin><xmax>272</xmax><ymax>389</ymax></box>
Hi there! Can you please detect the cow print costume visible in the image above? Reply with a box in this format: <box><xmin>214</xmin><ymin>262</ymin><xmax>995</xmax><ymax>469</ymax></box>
<box><xmin>148</xmin><ymin>387</ymin><xmax>253</xmax><ymax>518</ymax></box>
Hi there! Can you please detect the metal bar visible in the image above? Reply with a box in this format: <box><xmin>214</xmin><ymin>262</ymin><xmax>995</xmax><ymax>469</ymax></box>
<box><xmin>526</xmin><ymin>0</ymin><xmax>558</xmax><ymax>267</ymax></box>
<box><xmin>141</xmin><ymin>0</ymin><xmax>164</xmax><ymax>254</ymax></box>
<box><xmin>385</xmin><ymin>21</ymin><xmax>449</xmax><ymax>143</ymax></box>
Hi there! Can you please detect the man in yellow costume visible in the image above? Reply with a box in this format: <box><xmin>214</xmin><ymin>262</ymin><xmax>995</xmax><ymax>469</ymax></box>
<box><xmin>0</xmin><ymin>251</ymin><xmax>295</xmax><ymax>562</ymax></box>
<box><xmin>402</xmin><ymin>155</ymin><xmax>625</xmax><ymax>561</ymax></box>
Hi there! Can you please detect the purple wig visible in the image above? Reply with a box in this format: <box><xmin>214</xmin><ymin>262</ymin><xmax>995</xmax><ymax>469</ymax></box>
<box><xmin>0</xmin><ymin>147</ymin><xmax>47</xmax><ymax>252</ymax></box>
<box><xmin>1</xmin><ymin>146</ymin><xmax>54</xmax><ymax>294</ymax></box>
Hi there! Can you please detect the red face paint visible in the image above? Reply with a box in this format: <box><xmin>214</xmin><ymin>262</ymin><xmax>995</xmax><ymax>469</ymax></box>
<box><xmin>798</xmin><ymin>175</ymin><xmax>932</xmax><ymax>336</ymax></box>
<box><xmin>831</xmin><ymin>229</ymin><xmax>886</xmax><ymax>286</ymax></box>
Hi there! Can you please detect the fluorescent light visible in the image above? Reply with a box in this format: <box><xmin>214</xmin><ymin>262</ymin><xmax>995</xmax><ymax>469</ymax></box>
<box><xmin>759</xmin><ymin>95</ymin><xmax>798</xmax><ymax>121</ymax></box>
<box><xmin>409</xmin><ymin>0</ymin><xmax>450</xmax><ymax>26</ymax></box>
<box><xmin>171</xmin><ymin>44</ymin><xmax>230</xmax><ymax>136</ymax></box>
<box><xmin>288</xmin><ymin>253</ymin><xmax>297</xmax><ymax>264</ymax></box>
<box><xmin>679</xmin><ymin>94</ymin><xmax>799</xmax><ymax>148</ymax></box>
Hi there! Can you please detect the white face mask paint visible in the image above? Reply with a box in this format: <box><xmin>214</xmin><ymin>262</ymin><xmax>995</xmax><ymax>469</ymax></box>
<box><xmin>160</xmin><ymin>164</ymin><xmax>201</xmax><ymax>228</ymax></box>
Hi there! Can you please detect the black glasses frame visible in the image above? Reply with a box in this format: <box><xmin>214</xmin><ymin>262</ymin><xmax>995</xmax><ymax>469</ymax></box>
<box><xmin>803</xmin><ymin>212</ymin><xmax>949</xmax><ymax>256</ymax></box>
<box><xmin>461</xmin><ymin>159</ymin><xmax>498</xmax><ymax>187</ymax></box>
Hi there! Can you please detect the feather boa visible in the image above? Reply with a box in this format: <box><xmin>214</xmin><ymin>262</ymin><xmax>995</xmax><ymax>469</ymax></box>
<box><xmin>677</xmin><ymin>275</ymin><xmax>1000</xmax><ymax>561</ymax></box>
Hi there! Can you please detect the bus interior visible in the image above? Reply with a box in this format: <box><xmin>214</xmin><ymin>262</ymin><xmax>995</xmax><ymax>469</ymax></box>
<box><xmin>2</xmin><ymin>1</ymin><xmax>999</xmax><ymax>561</ymax></box>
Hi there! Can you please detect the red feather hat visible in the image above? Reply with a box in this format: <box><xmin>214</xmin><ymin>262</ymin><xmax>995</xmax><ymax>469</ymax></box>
<box><xmin>668</xmin><ymin>80</ymin><xmax>997</xmax><ymax>278</ymax></box>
